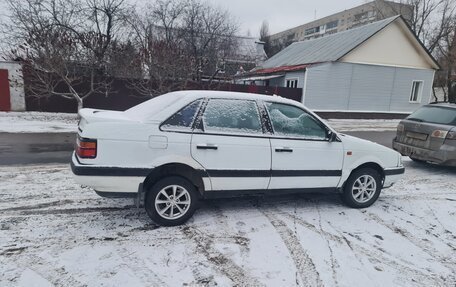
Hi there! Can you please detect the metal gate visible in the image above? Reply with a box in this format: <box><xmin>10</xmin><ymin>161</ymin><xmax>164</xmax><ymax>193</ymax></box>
<box><xmin>0</xmin><ymin>69</ymin><xmax>11</xmax><ymax>111</ymax></box>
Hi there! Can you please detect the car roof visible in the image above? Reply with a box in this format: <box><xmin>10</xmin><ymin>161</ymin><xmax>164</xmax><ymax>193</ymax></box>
<box><xmin>168</xmin><ymin>90</ymin><xmax>300</xmax><ymax>105</ymax></box>
<box><xmin>127</xmin><ymin>90</ymin><xmax>312</xmax><ymax>123</ymax></box>
<box><xmin>427</xmin><ymin>102</ymin><xmax>456</xmax><ymax>109</ymax></box>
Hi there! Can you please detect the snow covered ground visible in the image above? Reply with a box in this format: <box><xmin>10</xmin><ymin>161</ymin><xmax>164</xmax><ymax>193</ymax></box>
<box><xmin>0</xmin><ymin>111</ymin><xmax>399</xmax><ymax>133</ymax></box>
<box><xmin>1</xmin><ymin>159</ymin><xmax>455</xmax><ymax>286</ymax></box>
<box><xmin>0</xmin><ymin>112</ymin><xmax>78</xmax><ymax>133</ymax></box>
<box><xmin>325</xmin><ymin>119</ymin><xmax>400</xmax><ymax>132</ymax></box>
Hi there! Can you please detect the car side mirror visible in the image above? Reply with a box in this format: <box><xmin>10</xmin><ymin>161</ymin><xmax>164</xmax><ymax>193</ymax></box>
<box><xmin>327</xmin><ymin>130</ymin><xmax>338</xmax><ymax>142</ymax></box>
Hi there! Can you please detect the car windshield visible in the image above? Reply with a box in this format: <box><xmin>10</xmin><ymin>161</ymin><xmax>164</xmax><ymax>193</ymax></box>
<box><xmin>406</xmin><ymin>106</ymin><xmax>456</xmax><ymax>126</ymax></box>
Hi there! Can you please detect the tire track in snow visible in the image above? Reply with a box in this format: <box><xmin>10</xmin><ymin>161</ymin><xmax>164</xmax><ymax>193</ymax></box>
<box><xmin>315</xmin><ymin>205</ymin><xmax>339</xmax><ymax>286</ymax></box>
<box><xmin>365</xmin><ymin>211</ymin><xmax>456</xmax><ymax>269</ymax></box>
<box><xmin>7</xmin><ymin>253</ymin><xmax>83</xmax><ymax>286</ymax></box>
<box><xmin>0</xmin><ymin>199</ymin><xmax>74</xmax><ymax>212</ymax></box>
<box><xmin>210</xmin><ymin>204</ymin><xmax>251</xmax><ymax>256</ymax></box>
<box><xmin>272</xmin><ymin>208</ymin><xmax>344</xmax><ymax>243</ymax></box>
<box><xmin>260</xmin><ymin>209</ymin><xmax>323</xmax><ymax>287</ymax></box>
<box><xmin>181</xmin><ymin>226</ymin><xmax>262</xmax><ymax>286</ymax></box>
<box><xmin>8</xmin><ymin>206</ymin><xmax>134</xmax><ymax>216</ymax></box>
<box><xmin>115</xmin><ymin>247</ymin><xmax>168</xmax><ymax>286</ymax></box>
<box><xmin>337</xmin><ymin>230</ymin><xmax>443</xmax><ymax>286</ymax></box>
<box><xmin>276</xmin><ymin>209</ymin><xmax>440</xmax><ymax>284</ymax></box>
<box><xmin>381</xmin><ymin>202</ymin><xmax>456</xmax><ymax>251</ymax></box>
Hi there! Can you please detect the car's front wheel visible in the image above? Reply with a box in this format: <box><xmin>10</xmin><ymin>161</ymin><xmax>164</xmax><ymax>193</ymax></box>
<box><xmin>341</xmin><ymin>168</ymin><xmax>382</xmax><ymax>208</ymax></box>
<box><xmin>145</xmin><ymin>176</ymin><xmax>199</xmax><ymax>226</ymax></box>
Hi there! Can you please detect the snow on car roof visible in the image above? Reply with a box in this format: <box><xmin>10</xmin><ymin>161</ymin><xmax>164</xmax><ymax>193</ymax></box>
<box><xmin>169</xmin><ymin>90</ymin><xmax>295</xmax><ymax>102</ymax></box>
<box><xmin>125</xmin><ymin>90</ymin><xmax>301</xmax><ymax>121</ymax></box>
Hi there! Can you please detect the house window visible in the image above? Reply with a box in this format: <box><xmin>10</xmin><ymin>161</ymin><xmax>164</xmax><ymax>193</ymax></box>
<box><xmin>286</xmin><ymin>79</ymin><xmax>298</xmax><ymax>88</ymax></box>
<box><xmin>410</xmin><ymin>81</ymin><xmax>423</xmax><ymax>103</ymax></box>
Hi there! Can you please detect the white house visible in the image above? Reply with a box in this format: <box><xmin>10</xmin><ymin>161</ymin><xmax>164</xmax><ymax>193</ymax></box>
<box><xmin>237</xmin><ymin>16</ymin><xmax>440</xmax><ymax>114</ymax></box>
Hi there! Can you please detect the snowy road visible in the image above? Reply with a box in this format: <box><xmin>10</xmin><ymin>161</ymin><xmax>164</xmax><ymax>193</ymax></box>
<box><xmin>1</xmin><ymin>159</ymin><xmax>455</xmax><ymax>286</ymax></box>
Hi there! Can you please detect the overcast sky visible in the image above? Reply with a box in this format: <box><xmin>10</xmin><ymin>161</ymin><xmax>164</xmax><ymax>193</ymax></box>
<box><xmin>209</xmin><ymin>0</ymin><xmax>367</xmax><ymax>36</ymax></box>
<box><xmin>0</xmin><ymin>0</ymin><xmax>369</xmax><ymax>43</ymax></box>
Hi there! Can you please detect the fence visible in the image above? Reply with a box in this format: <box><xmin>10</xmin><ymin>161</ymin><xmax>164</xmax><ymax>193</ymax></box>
<box><xmin>25</xmin><ymin>79</ymin><xmax>302</xmax><ymax>113</ymax></box>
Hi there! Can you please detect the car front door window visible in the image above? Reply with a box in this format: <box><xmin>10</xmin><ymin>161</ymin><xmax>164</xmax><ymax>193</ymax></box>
<box><xmin>265</xmin><ymin>102</ymin><xmax>327</xmax><ymax>140</ymax></box>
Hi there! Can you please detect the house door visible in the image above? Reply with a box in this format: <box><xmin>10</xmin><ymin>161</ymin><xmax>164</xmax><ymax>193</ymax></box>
<box><xmin>0</xmin><ymin>69</ymin><xmax>11</xmax><ymax>111</ymax></box>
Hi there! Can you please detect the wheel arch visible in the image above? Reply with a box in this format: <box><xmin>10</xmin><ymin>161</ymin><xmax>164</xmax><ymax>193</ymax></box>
<box><xmin>143</xmin><ymin>163</ymin><xmax>206</xmax><ymax>197</ymax></box>
<box><xmin>342</xmin><ymin>162</ymin><xmax>385</xmax><ymax>190</ymax></box>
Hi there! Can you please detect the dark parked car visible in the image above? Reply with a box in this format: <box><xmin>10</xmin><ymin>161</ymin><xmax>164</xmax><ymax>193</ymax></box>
<box><xmin>393</xmin><ymin>103</ymin><xmax>456</xmax><ymax>166</ymax></box>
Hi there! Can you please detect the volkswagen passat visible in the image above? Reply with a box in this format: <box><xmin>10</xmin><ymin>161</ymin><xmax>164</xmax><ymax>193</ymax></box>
<box><xmin>71</xmin><ymin>91</ymin><xmax>404</xmax><ymax>226</ymax></box>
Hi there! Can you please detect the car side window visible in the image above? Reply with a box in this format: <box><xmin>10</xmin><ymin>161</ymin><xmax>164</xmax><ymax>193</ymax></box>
<box><xmin>202</xmin><ymin>99</ymin><xmax>263</xmax><ymax>134</ymax></box>
<box><xmin>265</xmin><ymin>102</ymin><xmax>327</xmax><ymax>140</ymax></box>
<box><xmin>161</xmin><ymin>99</ymin><xmax>202</xmax><ymax>131</ymax></box>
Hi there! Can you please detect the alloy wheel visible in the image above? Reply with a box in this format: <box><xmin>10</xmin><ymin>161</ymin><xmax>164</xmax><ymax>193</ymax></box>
<box><xmin>154</xmin><ymin>185</ymin><xmax>191</xmax><ymax>220</ymax></box>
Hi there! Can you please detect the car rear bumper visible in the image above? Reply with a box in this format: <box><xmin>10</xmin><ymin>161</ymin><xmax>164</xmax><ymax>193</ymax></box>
<box><xmin>71</xmin><ymin>153</ymin><xmax>145</xmax><ymax>195</ymax></box>
<box><xmin>392</xmin><ymin>140</ymin><xmax>456</xmax><ymax>166</ymax></box>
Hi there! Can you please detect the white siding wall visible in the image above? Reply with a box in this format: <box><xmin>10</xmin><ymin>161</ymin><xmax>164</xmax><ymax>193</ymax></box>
<box><xmin>269</xmin><ymin>76</ymin><xmax>284</xmax><ymax>87</ymax></box>
<box><xmin>283</xmin><ymin>71</ymin><xmax>306</xmax><ymax>88</ymax></box>
<box><xmin>303</xmin><ymin>62</ymin><xmax>434</xmax><ymax>113</ymax></box>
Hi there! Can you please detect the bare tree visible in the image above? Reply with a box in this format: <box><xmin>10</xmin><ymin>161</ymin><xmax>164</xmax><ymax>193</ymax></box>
<box><xmin>259</xmin><ymin>20</ymin><xmax>272</xmax><ymax>57</ymax></box>
<box><xmin>127</xmin><ymin>0</ymin><xmax>195</xmax><ymax>97</ymax></box>
<box><xmin>127</xmin><ymin>0</ymin><xmax>239</xmax><ymax>97</ymax></box>
<box><xmin>435</xmin><ymin>21</ymin><xmax>456</xmax><ymax>103</ymax></box>
<box><xmin>374</xmin><ymin>0</ymin><xmax>455</xmax><ymax>53</ymax></box>
<box><xmin>180</xmin><ymin>0</ymin><xmax>239</xmax><ymax>81</ymax></box>
<box><xmin>4</xmin><ymin>0</ymin><xmax>130</xmax><ymax>110</ymax></box>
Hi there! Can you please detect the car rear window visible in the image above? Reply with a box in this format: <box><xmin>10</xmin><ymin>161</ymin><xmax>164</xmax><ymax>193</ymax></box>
<box><xmin>125</xmin><ymin>93</ymin><xmax>183</xmax><ymax>120</ymax></box>
<box><xmin>406</xmin><ymin>106</ymin><xmax>456</xmax><ymax>125</ymax></box>
<box><xmin>161</xmin><ymin>100</ymin><xmax>202</xmax><ymax>131</ymax></box>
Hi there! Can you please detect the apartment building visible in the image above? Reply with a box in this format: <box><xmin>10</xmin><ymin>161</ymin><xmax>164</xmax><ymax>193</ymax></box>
<box><xmin>269</xmin><ymin>0</ymin><xmax>413</xmax><ymax>53</ymax></box>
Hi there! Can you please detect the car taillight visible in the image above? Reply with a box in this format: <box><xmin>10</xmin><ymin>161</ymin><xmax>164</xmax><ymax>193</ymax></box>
<box><xmin>431</xmin><ymin>130</ymin><xmax>448</xmax><ymax>139</ymax></box>
<box><xmin>446</xmin><ymin>131</ymin><xmax>456</xmax><ymax>140</ymax></box>
<box><xmin>76</xmin><ymin>137</ymin><xmax>97</xmax><ymax>158</ymax></box>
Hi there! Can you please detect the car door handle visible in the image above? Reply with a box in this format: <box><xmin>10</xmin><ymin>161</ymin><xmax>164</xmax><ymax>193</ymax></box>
<box><xmin>275</xmin><ymin>147</ymin><xmax>293</xmax><ymax>153</ymax></box>
<box><xmin>196</xmin><ymin>144</ymin><xmax>218</xmax><ymax>150</ymax></box>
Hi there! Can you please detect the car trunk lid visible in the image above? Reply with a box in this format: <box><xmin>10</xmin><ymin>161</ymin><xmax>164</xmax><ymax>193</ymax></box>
<box><xmin>78</xmin><ymin>108</ymin><xmax>136</xmax><ymax>132</ymax></box>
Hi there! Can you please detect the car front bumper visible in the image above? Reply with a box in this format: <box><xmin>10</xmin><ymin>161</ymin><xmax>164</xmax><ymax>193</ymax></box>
<box><xmin>383</xmin><ymin>166</ymin><xmax>405</xmax><ymax>188</ymax></box>
<box><xmin>392</xmin><ymin>140</ymin><xmax>456</xmax><ymax>166</ymax></box>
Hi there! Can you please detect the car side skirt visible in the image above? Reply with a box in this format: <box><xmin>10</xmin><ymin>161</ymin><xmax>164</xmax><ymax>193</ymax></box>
<box><xmin>384</xmin><ymin>167</ymin><xmax>405</xmax><ymax>175</ymax></box>
<box><xmin>95</xmin><ymin>191</ymin><xmax>137</xmax><ymax>198</ymax></box>
<box><xmin>203</xmin><ymin>187</ymin><xmax>338</xmax><ymax>199</ymax></box>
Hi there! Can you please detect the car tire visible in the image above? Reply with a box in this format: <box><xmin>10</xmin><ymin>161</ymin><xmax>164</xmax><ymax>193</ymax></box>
<box><xmin>341</xmin><ymin>168</ymin><xmax>382</xmax><ymax>208</ymax></box>
<box><xmin>145</xmin><ymin>176</ymin><xmax>199</xmax><ymax>226</ymax></box>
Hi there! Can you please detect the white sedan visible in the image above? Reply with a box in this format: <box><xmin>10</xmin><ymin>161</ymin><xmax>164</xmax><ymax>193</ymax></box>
<box><xmin>71</xmin><ymin>91</ymin><xmax>404</xmax><ymax>226</ymax></box>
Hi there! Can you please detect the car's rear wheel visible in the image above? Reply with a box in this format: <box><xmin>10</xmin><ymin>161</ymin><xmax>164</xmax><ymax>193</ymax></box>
<box><xmin>342</xmin><ymin>168</ymin><xmax>381</xmax><ymax>208</ymax></box>
<box><xmin>145</xmin><ymin>177</ymin><xmax>199</xmax><ymax>226</ymax></box>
